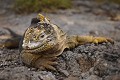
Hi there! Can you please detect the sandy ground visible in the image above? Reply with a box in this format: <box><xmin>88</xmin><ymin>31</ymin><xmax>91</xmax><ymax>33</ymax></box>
<box><xmin>0</xmin><ymin>0</ymin><xmax>120</xmax><ymax>80</ymax></box>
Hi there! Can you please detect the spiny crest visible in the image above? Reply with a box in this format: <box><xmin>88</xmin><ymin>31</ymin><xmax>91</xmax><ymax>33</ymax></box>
<box><xmin>37</xmin><ymin>13</ymin><xmax>50</xmax><ymax>23</ymax></box>
<box><xmin>37</xmin><ymin>14</ymin><xmax>45</xmax><ymax>21</ymax></box>
<box><xmin>35</xmin><ymin>14</ymin><xmax>54</xmax><ymax>34</ymax></box>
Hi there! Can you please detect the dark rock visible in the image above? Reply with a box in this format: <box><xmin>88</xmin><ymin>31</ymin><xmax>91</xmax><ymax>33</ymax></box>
<box><xmin>0</xmin><ymin>42</ymin><xmax>120</xmax><ymax>79</ymax></box>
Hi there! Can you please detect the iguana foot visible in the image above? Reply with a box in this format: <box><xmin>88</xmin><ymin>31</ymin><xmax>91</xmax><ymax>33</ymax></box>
<box><xmin>34</xmin><ymin>57</ymin><xmax>58</xmax><ymax>71</ymax></box>
<box><xmin>92</xmin><ymin>37</ymin><xmax>114</xmax><ymax>44</ymax></box>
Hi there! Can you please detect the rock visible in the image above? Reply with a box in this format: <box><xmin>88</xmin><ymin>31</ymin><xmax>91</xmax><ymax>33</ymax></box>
<box><xmin>31</xmin><ymin>71</ymin><xmax>56</xmax><ymax>80</ymax></box>
<box><xmin>104</xmin><ymin>74</ymin><xmax>120</xmax><ymax>80</ymax></box>
<box><xmin>86</xmin><ymin>75</ymin><xmax>102</xmax><ymax>80</ymax></box>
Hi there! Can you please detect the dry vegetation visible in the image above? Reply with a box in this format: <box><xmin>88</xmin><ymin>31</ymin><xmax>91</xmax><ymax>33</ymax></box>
<box><xmin>95</xmin><ymin>0</ymin><xmax>120</xmax><ymax>4</ymax></box>
<box><xmin>13</xmin><ymin>0</ymin><xmax>72</xmax><ymax>13</ymax></box>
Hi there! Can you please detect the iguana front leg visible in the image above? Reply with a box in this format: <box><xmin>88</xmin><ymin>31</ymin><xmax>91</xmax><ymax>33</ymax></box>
<box><xmin>21</xmin><ymin>52</ymin><xmax>57</xmax><ymax>71</ymax></box>
<box><xmin>67</xmin><ymin>35</ymin><xmax>113</xmax><ymax>49</ymax></box>
<box><xmin>34</xmin><ymin>56</ymin><xmax>57</xmax><ymax>71</ymax></box>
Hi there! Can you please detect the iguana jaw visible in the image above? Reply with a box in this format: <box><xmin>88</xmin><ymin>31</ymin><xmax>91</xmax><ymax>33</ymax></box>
<box><xmin>22</xmin><ymin>41</ymin><xmax>56</xmax><ymax>54</ymax></box>
<box><xmin>22</xmin><ymin>41</ymin><xmax>46</xmax><ymax>50</ymax></box>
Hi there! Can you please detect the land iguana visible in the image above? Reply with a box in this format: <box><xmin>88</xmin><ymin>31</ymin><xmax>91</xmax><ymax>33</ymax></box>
<box><xmin>0</xmin><ymin>14</ymin><xmax>113</xmax><ymax>70</ymax></box>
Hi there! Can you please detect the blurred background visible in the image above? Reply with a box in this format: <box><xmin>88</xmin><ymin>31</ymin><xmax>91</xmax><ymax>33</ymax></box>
<box><xmin>0</xmin><ymin>0</ymin><xmax>120</xmax><ymax>41</ymax></box>
<box><xmin>0</xmin><ymin>1</ymin><xmax>120</xmax><ymax>80</ymax></box>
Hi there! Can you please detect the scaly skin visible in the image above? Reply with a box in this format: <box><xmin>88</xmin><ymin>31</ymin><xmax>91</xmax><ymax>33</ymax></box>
<box><xmin>0</xmin><ymin>14</ymin><xmax>113</xmax><ymax>70</ymax></box>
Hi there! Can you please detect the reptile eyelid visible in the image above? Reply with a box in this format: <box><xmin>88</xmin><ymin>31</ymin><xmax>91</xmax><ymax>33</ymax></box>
<box><xmin>40</xmin><ymin>34</ymin><xmax>44</xmax><ymax>38</ymax></box>
<box><xmin>39</xmin><ymin>32</ymin><xmax>46</xmax><ymax>38</ymax></box>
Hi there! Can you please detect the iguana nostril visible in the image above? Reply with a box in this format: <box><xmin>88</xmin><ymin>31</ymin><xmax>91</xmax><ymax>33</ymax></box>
<box><xmin>22</xmin><ymin>44</ymin><xmax>29</xmax><ymax>49</ymax></box>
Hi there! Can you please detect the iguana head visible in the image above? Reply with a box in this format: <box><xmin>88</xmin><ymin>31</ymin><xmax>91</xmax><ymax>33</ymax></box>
<box><xmin>22</xmin><ymin>14</ymin><xmax>57</xmax><ymax>53</ymax></box>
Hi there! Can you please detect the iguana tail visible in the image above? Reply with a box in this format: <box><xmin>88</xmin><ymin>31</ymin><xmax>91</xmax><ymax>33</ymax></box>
<box><xmin>0</xmin><ymin>28</ymin><xmax>22</xmax><ymax>49</ymax></box>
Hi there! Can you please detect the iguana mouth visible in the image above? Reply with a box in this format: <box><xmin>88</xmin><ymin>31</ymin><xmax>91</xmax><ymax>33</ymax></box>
<box><xmin>22</xmin><ymin>41</ymin><xmax>45</xmax><ymax>50</ymax></box>
<box><xmin>22</xmin><ymin>42</ymin><xmax>55</xmax><ymax>54</ymax></box>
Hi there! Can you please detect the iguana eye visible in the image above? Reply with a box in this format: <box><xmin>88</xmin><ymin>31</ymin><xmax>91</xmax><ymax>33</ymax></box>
<box><xmin>40</xmin><ymin>35</ymin><xmax>44</xmax><ymax>38</ymax></box>
<box><xmin>39</xmin><ymin>33</ymin><xmax>45</xmax><ymax>38</ymax></box>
